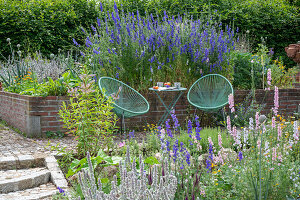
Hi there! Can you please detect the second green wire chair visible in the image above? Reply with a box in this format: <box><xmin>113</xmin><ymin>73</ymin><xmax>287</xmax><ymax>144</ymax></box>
<box><xmin>187</xmin><ymin>74</ymin><xmax>233</xmax><ymax>113</ymax></box>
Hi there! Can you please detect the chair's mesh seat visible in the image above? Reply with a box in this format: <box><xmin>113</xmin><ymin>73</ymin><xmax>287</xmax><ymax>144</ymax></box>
<box><xmin>187</xmin><ymin>74</ymin><xmax>233</xmax><ymax>112</ymax></box>
<box><xmin>98</xmin><ymin>77</ymin><xmax>149</xmax><ymax>118</ymax></box>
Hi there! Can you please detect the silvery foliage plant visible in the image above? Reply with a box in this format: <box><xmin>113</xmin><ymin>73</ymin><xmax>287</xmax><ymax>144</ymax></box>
<box><xmin>77</xmin><ymin>147</ymin><xmax>177</xmax><ymax>200</ymax></box>
<box><xmin>0</xmin><ymin>51</ymin><xmax>74</xmax><ymax>83</ymax></box>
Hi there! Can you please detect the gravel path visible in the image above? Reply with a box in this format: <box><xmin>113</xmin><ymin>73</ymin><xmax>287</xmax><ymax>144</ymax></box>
<box><xmin>0</xmin><ymin>123</ymin><xmax>77</xmax><ymax>158</ymax></box>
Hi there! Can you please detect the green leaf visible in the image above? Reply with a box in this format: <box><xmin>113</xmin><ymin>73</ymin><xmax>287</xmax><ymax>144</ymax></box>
<box><xmin>144</xmin><ymin>156</ymin><xmax>159</xmax><ymax>165</ymax></box>
<box><xmin>101</xmin><ymin>178</ymin><xmax>110</xmax><ymax>184</ymax></box>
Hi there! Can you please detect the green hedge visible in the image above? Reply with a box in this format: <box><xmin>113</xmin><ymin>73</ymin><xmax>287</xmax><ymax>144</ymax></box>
<box><xmin>216</xmin><ymin>0</ymin><xmax>300</xmax><ymax>67</ymax></box>
<box><xmin>0</xmin><ymin>0</ymin><xmax>99</xmax><ymax>57</ymax></box>
<box><xmin>116</xmin><ymin>0</ymin><xmax>299</xmax><ymax>66</ymax></box>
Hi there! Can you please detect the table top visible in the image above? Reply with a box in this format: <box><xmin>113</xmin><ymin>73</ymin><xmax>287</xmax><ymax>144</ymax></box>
<box><xmin>149</xmin><ymin>87</ymin><xmax>187</xmax><ymax>92</ymax></box>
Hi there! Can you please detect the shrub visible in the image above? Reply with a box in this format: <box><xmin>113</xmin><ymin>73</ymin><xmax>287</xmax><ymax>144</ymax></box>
<box><xmin>230</xmin><ymin>41</ymin><xmax>298</xmax><ymax>90</ymax></box>
<box><xmin>76</xmin><ymin>4</ymin><xmax>236</xmax><ymax>90</ymax></box>
<box><xmin>59</xmin><ymin>66</ymin><xmax>118</xmax><ymax>157</ymax></box>
<box><xmin>0</xmin><ymin>0</ymin><xmax>99</xmax><ymax>57</ymax></box>
<box><xmin>230</xmin><ymin>51</ymin><xmax>263</xmax><ymax>90</ymax></box>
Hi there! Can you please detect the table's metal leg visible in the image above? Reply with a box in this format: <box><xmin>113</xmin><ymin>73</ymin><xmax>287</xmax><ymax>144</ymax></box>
<box><xmin>159</xmin><ymin>92</ymin><xmax>180</xmax><ymax>120</ymax></box>
<box><xmin>159</xmin><ymin>91</ymin><xmax>184</xmax><ymax>124</ymax></box>
<box><xmin>155</xmin><ymin>91</ymin><xmax>184</xmax><ymax>126</ymax></box>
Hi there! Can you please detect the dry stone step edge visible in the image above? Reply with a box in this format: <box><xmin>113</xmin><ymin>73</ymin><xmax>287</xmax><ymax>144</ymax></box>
<box><xmin>0</xmin><ymin>155</ymin><xmax>68</xmax><ymax>195</ymax></box>
<box><xmin>0</xmin><ymin>183</ymin><xmax>58</xmax><ymax>200</ymax></box>
<box><xmin>0</xmin><ymin>170</ymin><xmax>51</xmax><ymax>193</ymax></box>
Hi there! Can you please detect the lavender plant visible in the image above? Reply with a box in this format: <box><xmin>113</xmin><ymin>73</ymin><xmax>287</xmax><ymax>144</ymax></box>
<box><xmin>77</xmin><ymin>147</ymin><xmax>177</xmax><ymax>200</ymax></box>
<box><xmin>76</xmin><ymin>3</ymin><xmax>236</xmax><ymax>90</ymax></box>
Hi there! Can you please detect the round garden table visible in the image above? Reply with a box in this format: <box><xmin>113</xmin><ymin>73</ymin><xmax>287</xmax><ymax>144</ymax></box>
<box><xmin>149</xmin><ymin>87</ymin><xmax>187</xmax><ymax>126</ymax></box>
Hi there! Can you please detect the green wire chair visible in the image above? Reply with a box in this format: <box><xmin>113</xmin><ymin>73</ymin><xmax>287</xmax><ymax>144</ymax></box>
<box><xmin>98</xmin><ymin>77</ymin><xmax>150</xmax><ymax>132</ymax></box>
<box><xmin>187</xmin><ymin>74</ymin><xmax>233</xmax><ymax>112</ymax></box>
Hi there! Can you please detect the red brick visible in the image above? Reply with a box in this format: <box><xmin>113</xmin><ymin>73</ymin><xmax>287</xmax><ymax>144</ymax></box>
<box><xmin>45</xmin><ymin>96</ymin><xmax>57</xmax><ymax>100</ymax></box>
<box><xmin>30</xmin><ymin>111</ymin><xmax>49</xmax><ymax>116</ymax></box>
<box><xmin>41</xmin><ymin>106</ymin><xmax>58</xmax><ymax>111</ymax></box>
<box><xmin>41</xmin><ymin>116</ymin><xmax>57</xmax><ymax>121</ymax></box>
<box><xmin>49</xmin><ymin>121</ymin><xmax>64</xmax><ymax>126</ymax></box>
<box><xmin>49</xmin><ymin>111</ymin><xmax>59</xmax><ymax>116</ymax></box>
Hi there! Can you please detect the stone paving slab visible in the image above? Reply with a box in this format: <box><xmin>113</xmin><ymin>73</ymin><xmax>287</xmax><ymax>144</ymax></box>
<box><xmin>0</xmin><ymin>169</ymin><xmax>50</xmax><ymax>193</ymax></box>
<box><xmin>0</xmin><ymin>183</ymin><xmax>57</xmax><ymax>200</ymax></box>
<box><xmin>0</xmin><ymin>168</ymin><xmax>48</xmax><ymax>182</ymax></box>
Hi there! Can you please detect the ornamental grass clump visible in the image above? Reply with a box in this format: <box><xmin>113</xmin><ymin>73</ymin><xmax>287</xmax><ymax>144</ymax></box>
<box><xmin>77</xmin><ymin>147</ymin><xmax>177</xmax><ymax>200</ymax></box>
<box><xmin>75</xmin><ymin>2</ymin><xmax>236</xmax><ymax>90</ymax></box>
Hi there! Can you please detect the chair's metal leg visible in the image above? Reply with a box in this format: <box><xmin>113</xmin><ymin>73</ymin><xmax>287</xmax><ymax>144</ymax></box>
<box><xmin>122</xmin><ymin>113</ymin><xmax>125</xmax><ymax>135</ymax></box>
<box><xmin>222</xmin><ymin>107</ymin><xmax>226</xmax><ymax>123</ymax></box>
<box><xmin>120</xmin><ymin>116</ymin><xmax>123</xmax><ymax>134</ymax></box>
<box><xmin>221</xmin><ymin>107</ymin><xmax>228</xmax><ymax>135</ymax></box>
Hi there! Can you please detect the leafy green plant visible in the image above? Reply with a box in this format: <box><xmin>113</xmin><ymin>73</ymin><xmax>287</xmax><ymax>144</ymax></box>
<box><xmin>45</xmin><ymin>131</ymin><xmax>64</xmax><ymax>139</ymax></box>
<box><xmin>66</xmin><ymin>149</ymin><xmax>122</xmax><ymax>178</ymax></box>
<box><xmin>268</xmin><ymin>58</ymin><xmax>298</xmax><ymax>88</ymax></box>
<box><xmin>230</xmin><ymin>51</ymin><xmax>263</xmax><ymax>90</ymax></box>
<box><xmin>59</xmin><ymin>65</ymin><xmax>118</xmax><ymax>157</ymax></box>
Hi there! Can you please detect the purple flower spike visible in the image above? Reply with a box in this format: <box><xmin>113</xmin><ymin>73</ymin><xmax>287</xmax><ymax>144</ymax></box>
<box><xmin>238</xmin><ymin>151</ymin><xmax>243</xmax><ymax>161</ymax></box>
<box><xmin>129</xmin><ymin>130</ymin><xmax>134</xmax><ymax>139</ymax></box>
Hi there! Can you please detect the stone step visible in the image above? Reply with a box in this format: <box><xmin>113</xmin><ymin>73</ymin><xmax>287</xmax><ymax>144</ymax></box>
<box><xmin>0</xmin><ymin>183</ymin><xmax>58</xmax><ymax>200</ymax></box>
<box><xmin>0</xmin><ymin>168</ymin><xmax>51</xmax><ymax>193</ymax></box>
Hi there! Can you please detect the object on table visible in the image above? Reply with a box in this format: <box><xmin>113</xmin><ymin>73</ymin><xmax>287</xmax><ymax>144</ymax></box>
<box><xmin>174</xmin><ymin>82</ymin><xmax>181</xmax><ymax>88</ymax></box>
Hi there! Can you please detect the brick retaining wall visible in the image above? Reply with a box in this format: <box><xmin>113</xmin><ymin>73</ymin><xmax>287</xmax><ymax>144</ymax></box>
<box><xmin>0</xmin><ymin>91</ymin><xmax>69</xmax><ymax>137</ymax></box>
<box><xmin>0</xmin><ymin>88</ymin><xmax>299</xmax><ymax>137</ymax></box>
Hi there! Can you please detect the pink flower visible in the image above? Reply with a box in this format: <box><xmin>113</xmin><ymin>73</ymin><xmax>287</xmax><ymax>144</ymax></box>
<box><xmin>272</xmin><ymin>117</ymin><xmax>276</xmax><ymax>129</ymax></box>
<box><xmin>200</xmin><ymin>189</ymin><xmax>206</xmax><ymax>196</ymax></box>
<box><xmin>218</xmin><ymin>133</ymin><xmax>223</xmax><ymax>149</ymax></box>
<box><xmin>277</xmin><ymin>125</ymin><xmax>282</xmax><ymax>141</ymax></box>
<box><xmin>277</xmin><ymin>152</ymin><xmax>282</xmax><ymax>162</ymax></box>
<box><xmin>232</xmin><ymin>126</ymin><xmax>237</xmax><ymax>138</ymax></box>
<box><xmin>257</xmin><ymin>140</ymin><xmax>261</xmax><ymax>149</ymax></box>
<box><xmin>265</xmin><ymin>68</ymin><xmax>272</xmax><ymax>91</ymax></box>
<box><xmin>118</xmin><ymin>141</ymin><xmax>125</xmax><ymax>148</ymax></box>
<box><xmin>272</xmin><ymin>147</ymin><xmax>277</xmax><ymax>161</ymax></box>
<box><xmin>208</xmin><ymin>137</ymin><xmax>214</xmax><ymax>147</ymax></box>
<box><xmin>228</xmin><ymin>94</ymin><xmax>235</xmax><ymax>113</ymax></box>
<box><xmin>293</xmin><ymin>121</ymin><xmax>299</xmax><ymax>142</ymax></box>
<box><xmin>255</xmin><ymin>112</ymin><xmax>260</xmax><ymax>130</ymax></box>
<box><xmin>272</xmin><ymin>86</ymin><xmax>279</xmax><ymax>116</ymax></box>
<box><xmin>227</xmin><ymin>116</ymin><xmax>231</xmax><ymax>133</ymax></box>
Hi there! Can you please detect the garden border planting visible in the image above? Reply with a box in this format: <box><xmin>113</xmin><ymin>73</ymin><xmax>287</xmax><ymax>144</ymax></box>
<box><xmin>0</xmin><ymin>88</ymin><xmax>299</xmax><ymax>136</ymax></box>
